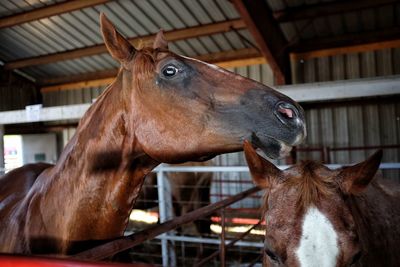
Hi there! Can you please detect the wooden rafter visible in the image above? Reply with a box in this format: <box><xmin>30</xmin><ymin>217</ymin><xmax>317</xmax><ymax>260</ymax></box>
<box><xmin>40</xmin><ymin>69</ymin><xmax>119</xmax><ymax>87</ymax></box>
<box><xmin>290</xmin><ymin>27</ymin><xmax>400</xmax><ymax>56</ymax></box>
<box><xmin>4</xmin><ymin>19</ymin><xmax>246</xmax><ymax>70</ymax></box>
<box><xmin>0</xmin><ymin>0</ymin><xmax>110</xmax><ymax>29</ymax></box>
<box><xmin>274</xmin><ymin>0</ymin><xmax>398</xmax><ymax>22</ymax></box>
<box><xmin>40</xmin><ymin>48</ymin><xmax>264</xmax><ymax>92</ymax></box>
<box><xmin>196</xmin><ymin>48</ymin><xmax>264</xmax><ymax>68</ymax></box>
<box><xmin>291</xmin><ymin>39</ymin><xmax>400</xmax><ymax>61</ymax></box>
<box><xmin>232</xmin><ymin>0</ymin><xmax>290</xmax><ymax>85</ymax></box>
<box><xmin>41</xmin><ymin>78</ymin><xmax>115</xmax><ymax>93</ymax></box>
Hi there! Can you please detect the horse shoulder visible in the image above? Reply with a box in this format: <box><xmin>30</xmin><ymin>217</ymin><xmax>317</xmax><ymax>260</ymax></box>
<box><xmin>353</xmin><ymin>176</ymin><xmax>400</xmax><ymax>266</ymax></box>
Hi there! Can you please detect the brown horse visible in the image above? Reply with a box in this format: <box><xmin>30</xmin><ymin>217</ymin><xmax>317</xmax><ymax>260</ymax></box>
<box><xmin>0</xmin><ymin>13</ymin><xmax>306</xmax><ymax>255</ymax></box>
<box><xmin>244</xmin><ymin>141</ymin><xmax>400</xmax><ymax>267</ymax></box>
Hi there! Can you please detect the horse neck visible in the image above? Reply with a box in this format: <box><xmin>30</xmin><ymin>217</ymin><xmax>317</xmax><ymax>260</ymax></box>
<box><xmin>347</xmin><ymin>178</ymin><xmax>400</xmax><ymax>265</ymax></box>
<box><xmin>39</xmin><ymin>73</ymin><xmax>159</xmax><ymax>243</ymax></box>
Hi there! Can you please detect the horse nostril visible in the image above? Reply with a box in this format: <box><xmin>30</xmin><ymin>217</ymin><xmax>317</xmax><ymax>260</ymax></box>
<box><xmin>275</xmin><ymin>102</ymin><xmax>299</xmax><ymax>124</ymax></box>
<box><xmin>274</xmin><ymin>101</ymin><xmax>306</xmax><ymax>142</ymax></box>
<box><xmin>277</xmin><ymin>106</ymin><xmax>294</xmax><ymax>119</ymax></box>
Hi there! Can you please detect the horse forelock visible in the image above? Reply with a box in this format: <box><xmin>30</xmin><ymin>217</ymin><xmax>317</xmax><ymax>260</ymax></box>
<box><xmin>290</xmin><ymin>161</ymin><xmax>336</xmax><ymax>213</ymax></box>
<box><xmin>262</xmin><ymin>161</ymin><xmax>337</xmax><ymax>215</ymax></box>
<box><xmin>132</xmin><ymin>49</ymin><xmax>153</xmax><ymax>70</ymax></box>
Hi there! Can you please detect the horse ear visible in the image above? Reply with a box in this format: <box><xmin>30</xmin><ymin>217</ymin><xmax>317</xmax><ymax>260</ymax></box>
<box><xmin>153</xmin><ymin>30</ymin><xmax>168</xmax><ymax>50</ymax></box>
<box><xmin>100</xmin><ymin>13</ymin><xmax>135</xmax><ymax>63</ymax></box>
<box><xmin>339</xmin><ymin>150</ymin><xmax>382</xmax><ymax>195</ymax></box>
<box><xmin>243</xmin><ymin>140</ymin><xmax>282</xmax><ymax>188</ymax></box>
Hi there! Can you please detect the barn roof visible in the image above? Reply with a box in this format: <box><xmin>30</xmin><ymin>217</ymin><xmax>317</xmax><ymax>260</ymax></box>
<box><xmin>0</xmin><ymin>0</ymin><xmax>399</xmax><ymax>89</ymax></box>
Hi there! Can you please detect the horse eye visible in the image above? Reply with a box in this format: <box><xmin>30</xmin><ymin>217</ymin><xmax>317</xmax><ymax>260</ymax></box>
<box><xmin>350</xmin><ymin>251</ymin><xmax>362</xmax><ymax>265</ymax></box>
<box><xmin>265</xmin><ymin>248</ymin><xmax>279</xmax><ymax>262</ymax></box>
<box><xmin>162</xmin><ymin>65</ymin><xmax>178</xmax><ymax>77</ymax></box>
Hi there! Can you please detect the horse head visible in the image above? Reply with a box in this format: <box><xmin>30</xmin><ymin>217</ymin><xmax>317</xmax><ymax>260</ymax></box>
<box><xmin>101</xmin><ymin>14</ymin><xmax>306</xmax><ymax>163</ymax></box>
<box><xmin>244</xmin><ymin>141</ymin><xmax>382</xmax><ymax>267</ymax></box>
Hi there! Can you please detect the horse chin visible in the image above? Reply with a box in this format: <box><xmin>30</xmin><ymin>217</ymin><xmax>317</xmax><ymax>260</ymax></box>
<box><xmin>148</xmin><ymin>151</ymin><xmax>218</xmax><ymax>164</ymax></box>
<box><xmin>194</xmin><ymin>154</ymin><xmax>218</xmax><ymax>162</ymax></box>
<box><xmin>250</xmin><ymin>135</ymin><xmax>293</xmax><ymax>159</ymax></box>
<box><xmin>256</xmin><ymin>143</ymin><xmax>292</xmax><ymax>160</ymax></box>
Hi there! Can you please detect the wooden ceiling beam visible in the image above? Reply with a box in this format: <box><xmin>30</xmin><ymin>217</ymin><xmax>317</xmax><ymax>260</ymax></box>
<box><xmin>289</xmin><ymin>27</ymin><xmax>400</xmax><ymax>59</ymax></box>
<box><xmin>196</xmin><ymin>47</ymin><xmax>265</xmax><ymax>68</ymax></box>
<box><xmin>232</xmin><ymin>0</ymin><xmax>290</xmax><ymax>85</ymax></box>
<box><xmin>41</xmin><ymin>78</ymin><xmax>115</xmax><ymax>93</ymax></box>
<box><xmin>4</xmin><ymin>19</ymin><xmax>246</xmax><ymax>70</ymax></box>
<box><xmin>273</xmin><ymin>0</ymin><xmax>398</xmax><ymax>23</ymax></box>
<box><xmin>291</xmin><ymin>39</ymin><xmax>400</xmax><ymax>61</ymax></box>
<box><xmin>40</xmin><ymin>48</ymin><xmax>264</xmax><ymax>92</ymax></box>
<box><xmin>0</xmin><ymin>0</ymin><xmax>110</xmax><ymax>29</ymax></box>
<box><xmin>39</xmin><ymin>69</ymin><xmax>119</xmax><ymax>87</ymax></box>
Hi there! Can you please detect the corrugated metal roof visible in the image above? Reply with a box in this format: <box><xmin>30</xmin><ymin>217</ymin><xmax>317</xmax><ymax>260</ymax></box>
<box><xmin>0</xmin><ymin>0</ymin><xmax>398</xmax><ymax>84</ymax></box>
<box><xmin>0</xmin><ymin>0</ymin><xmax>254</xmax><ymax>81</ymax></box>
<box><xmin>16</xmin><ymin>28</ymin><xmax>254</xmax><ymax>80</ymax></box>
<box><xmin>0</xmin><ymin>0</ymin><xmax>66</xmax><ymax>17</ymax></box>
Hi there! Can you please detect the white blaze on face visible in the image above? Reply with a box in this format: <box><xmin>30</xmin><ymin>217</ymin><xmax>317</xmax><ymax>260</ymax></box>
<box><xmin>295</xmin><ymin>206</ymin><xmax>339</xmax><ymax>267</ymax></box>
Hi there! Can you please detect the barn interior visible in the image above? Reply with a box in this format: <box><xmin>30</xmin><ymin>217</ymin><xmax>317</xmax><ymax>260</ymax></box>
<box><xmin>0</xmin><ymin>0</ymin><xmax>399</xmax><ymax>266</ymax></box>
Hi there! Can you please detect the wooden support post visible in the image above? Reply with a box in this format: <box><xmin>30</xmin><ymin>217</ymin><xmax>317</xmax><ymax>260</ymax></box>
<box><xmin>232</xmin><ymin>0</ymin><xmax>290</xmax><ymax>85</ymax></box>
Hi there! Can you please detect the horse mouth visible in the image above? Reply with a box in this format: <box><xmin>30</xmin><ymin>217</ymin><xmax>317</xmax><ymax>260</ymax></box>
<box><xmin>249</xmin><ymin>135</ymin><xmax>293</xmax><ymax>159</ymax></box>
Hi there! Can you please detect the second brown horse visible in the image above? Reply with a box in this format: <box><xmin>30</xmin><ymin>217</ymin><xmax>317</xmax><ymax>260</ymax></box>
<box><xmin>0</xmin><ymin>14</ymin><xmax>306</xmax><ymax>255</ymax></box>
<box><xmin>244</xmin><ymin>142</ymin><xmax>400</xmax><ymax>267</ymax></box>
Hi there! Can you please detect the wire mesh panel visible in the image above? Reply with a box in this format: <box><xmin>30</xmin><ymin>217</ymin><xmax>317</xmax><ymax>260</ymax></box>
<box><xmin>124</xmin><ymin>165</ymin><xmax>265</xmax><ymax>267</ymax></box>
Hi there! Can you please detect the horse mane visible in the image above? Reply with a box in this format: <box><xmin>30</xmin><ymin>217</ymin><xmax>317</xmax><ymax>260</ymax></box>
<box><xmin>78</xmin><ymin>46</ymin><xmax>162</xmax><ymax>128</ymax></box>
<box><xmin>262</xmin><ymin>161</ymin><xmax>337</xmax><ymax>215</ymax></box>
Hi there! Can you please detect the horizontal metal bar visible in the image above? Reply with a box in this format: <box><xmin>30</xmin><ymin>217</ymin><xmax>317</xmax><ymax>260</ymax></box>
<box><xmin>0</xmin><ymin>104</ymin><xmax>90</xmax><ymax>124</ymax></box>
<box><xmin>328</xmin><ymin>144</ymin><xmax>400</xmax><ymax>151</ymax></box>
<box><xmin>277</xmin><ymin>75</ymin><xmax>400</xmax><ymax>102</ymax></box>
<box><xmin>153</xmin><ymin>163</ymin><xmax>400</xmax><ymax>172</ymax></box>
<box><xmin>321</xmin><ymin>163</ymin><xmax>400</xmax><ymax>170</ymax></box>
<box><xmin>153</xmin><ymin>165</ymin><xmax>252</xmax><ymax>172</ymax></box>
<box><xmin>155</xmin><ymin>235</ymin><xmax>263</xmax><ymax>248</ymax></box>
